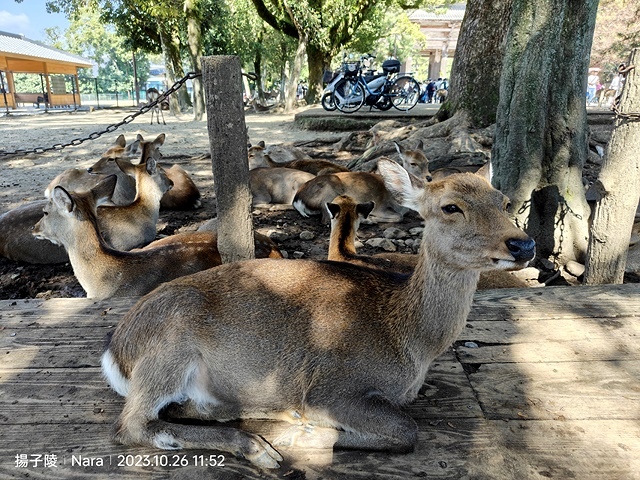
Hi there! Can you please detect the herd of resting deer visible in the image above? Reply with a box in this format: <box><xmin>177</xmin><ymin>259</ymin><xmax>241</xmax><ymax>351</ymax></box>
<box><xmin>0</xmin><ymin>132</ymin><xmax>535</xmax><ymax>469</ymax></box>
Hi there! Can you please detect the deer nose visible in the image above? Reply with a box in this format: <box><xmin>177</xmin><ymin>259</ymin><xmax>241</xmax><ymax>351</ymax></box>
<box><xmin>506</xmin><ymin>238</ymin><xmax>536</xmax><ymax>262</ymax></box>
<box><xmin>425</xmin><ymin>175</ymin><xmax>433</xmax><ymax>182</ymax></box>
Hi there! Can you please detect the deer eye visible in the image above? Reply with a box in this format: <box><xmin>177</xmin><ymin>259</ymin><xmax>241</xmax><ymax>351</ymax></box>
<box><xmin>442</xmin><ymin>204</ymin><xmax>462</xmax><ymax>215</ymax></box>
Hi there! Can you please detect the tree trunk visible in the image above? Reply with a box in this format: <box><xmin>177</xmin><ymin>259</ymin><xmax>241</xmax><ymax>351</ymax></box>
<box><xmin>492</xmin><ymin>0</ymin><xmax>599</xmax><ymax>267</ymax></box>
<box><xmin>203</xmin><ymin>56</ymin><xmax>255</xmax><ymax>263</ymax></box>
<box><xmin>185</xmin><ymin>0</ymin><xmax>205</xmax><ymax>121</ymax></box>
<box><xmin>285</xmin><ymin>34</ymin><xmax>307</xmax><ymax>112</ymax></box>
<box><xmin>159</xmin><ymin>25</ymin><xmax>190</xmax><ymax>114</ymax></box>
<box><xmin>584</xmin><ymin>50</ymin><xmax>640</xmax><ymax>284</ymax></box>
<box><xmin>441</xmin><ymin>0</ymin><xmax>513</xmax><ymax>126</ymax></box>
<box><xmin>305</xmin><ymin>42</ymin><xmax>327</xmax><ymax>104</ymax></box>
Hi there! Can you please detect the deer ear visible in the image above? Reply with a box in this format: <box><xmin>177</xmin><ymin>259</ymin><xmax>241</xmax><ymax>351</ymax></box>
<box><xmin>153</xmin><ymin>134</ymin><xmax>166</xmax><ymax>147</ymax></box>
<box><xmin>115</xmin><ymin>158</ymin><xmax>135</xmax><ymax>175</ymax></box>
<box><xmin>126</xmin><ymin>139</ymin><xmax>142</xmax><ymax>158</ymax></box>
<box><xmin>394</xmin><ymin>141</ymin><xmax>403</xmax><ymax>155</ymax></box>
<box><xmin>114</xmin><ymin>134</ymin><xmax>126</xmax><ymax>148</ymax></box>
<box><xmin>357</xmin><ymin>201</ymin><xmax>375</xmax><ymax>219</ymax></box>
<box><xmin>326</xmin><ymin>202</ymin><xmax>341</xmax><ymax>219</ymax></box>
<box><xmin>258</xmin><ymin>140</ymin><xmax>266</xmax><ymax>148</ymax></box>
<box><xmin>377</xmin><ymin>159</ymin><xmax>424</xmax><ymax>211</ymax></box>
<box><xmin>52</xmin><ymin>186</ymin><xmax>74</xmax><ymax>213</ymax></box>
<box><xmin>416</xmin><ymin>139</ymin><xmax>424</xmax><ymax>150</ymax></box>
<box><xmin>145</xmin><ymin>157</ymin><xmax>158</xmax><ymax>175</ymax></box>
<box><xmin>92</xmin><ymin>175</ymin><xmax>117</xmax><ymax>206</ymax></box>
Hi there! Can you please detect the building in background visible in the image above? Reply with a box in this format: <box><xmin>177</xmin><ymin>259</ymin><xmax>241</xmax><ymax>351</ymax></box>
<box><xmin>409</xmin><ymin>3</ymin><xmax>465</xmax><ymax>80</ymax></box>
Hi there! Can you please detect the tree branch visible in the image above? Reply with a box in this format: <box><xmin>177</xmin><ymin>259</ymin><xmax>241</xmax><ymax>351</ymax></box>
<box><xmin>249</xmin><ymin>0</ymin><xmax>298</xmax><ymax>39</ymax></box>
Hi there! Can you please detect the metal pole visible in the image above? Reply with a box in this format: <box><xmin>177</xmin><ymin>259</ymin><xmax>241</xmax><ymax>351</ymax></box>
<box><xmin>94</xmin><ymin>77</ymin><xmax>100</xmax><ymax>108</ymax></box>
<box><xmin>0</xmin><ymin>70</ymin><xmax>9</xmax><ymax>114</ymax></box>
<box><xmin>132</xmin><ymin>51</ymin><xmax>140</xmax><ymax>105</ymax></box>
<box><xmin>71</xmin><ymin>75</ymin><xmax>77</xmax><ymax>111</ymax></box>
<box><xmin>39</xmin><ymin>74</ymin><xmax>47</xmax><ymax>112</ymax></box>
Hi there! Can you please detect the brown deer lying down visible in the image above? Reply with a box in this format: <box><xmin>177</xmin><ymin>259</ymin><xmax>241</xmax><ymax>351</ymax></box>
<box><xmin>32</xmin><ymin>176</ymin><xmax>282</xmax><ymax>300</ymax></box>
<box><xmin>326</xmin><ymin>194</ymin><xmax>529</xmax><ymax>289</ymax></box>
<box><xmin>98</xmin><ymin>134</ymin><xmax>202</xmax><ymax>211</ymax></box>
<box><xmin>293</xmin><ymin>171</ymin><xmax>405</xmax><ymax>223</ymax></box>
<box><xmin>0</xmin><ymin>200</ymin><xmax>68</xmax><ymax>264</ymax></box>
<box><xmin>390</xmin><ymin>141</ymin><xmax>432</xmax><ymax>181</ymax></box>
<box><xmin>102</xmin><ymin>160</ymin><xmax>534</xmax><ymax>469</ymax></box>
<box><xmin>96</xmin><ymin>139</ymin><xmax>172</xmax><ymax>250</ymax></box>
<box><xmin>45</xmin><ymin>134</ymin><xmax>140</xmax><ymax>206</ymax></box>
<box><xmin>248</xmin><ymin>141</ymin><xmax>349</xmax><ymax>175</ymax></box>
<box><xmin>249</xmin><ymin>167</ymin><xmax>315</xmax><ymax>205</ymax></box>
<box><xmin>49</xmin><ymin>134</ymin><xmax>201</xmax><ymax>211</ymax></box>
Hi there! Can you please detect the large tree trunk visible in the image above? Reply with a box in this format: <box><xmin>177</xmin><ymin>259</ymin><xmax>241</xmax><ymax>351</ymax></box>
<box><xmin>185</xmin><ymin>0</ymin><xmax>205</xmax><ymax>121</ymax></box>
<box><xmin>285</xmin><ymin>34</ymin><xmax>307</xmax><ymax>112</ymax></box>
<box><xmin>584</xmin><ymin>50</ymin><xmax>640</xmax><ymax>284</ymax></box>
<box><xmin>159</xmin><ymin>25</ymin><xmax>191</xmax><ymax>114</ymax></box>
<box><xmin>492</xmin><ymin>0</ymin><xmax>599</xmax><ymax>267</ymax></box>
<box><xmin>305</xmin><ymin>42</ymin><xmax>327</xmax><ymax>104</ymax></box>
<box><xmin>203</xmin><ymin>56</ymin><xmax>255</xmax><ymax>262</ymax></box>
<box><xmin>441</xmin><ymin>0</ymin><xmax>513</xmax><ymax>126</ymax></box>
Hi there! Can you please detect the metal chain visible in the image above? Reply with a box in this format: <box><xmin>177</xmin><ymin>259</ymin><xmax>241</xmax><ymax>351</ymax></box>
<box><xmin>0</xmin><ymin>72</ymin><xmax>202</xmax><ymax>159</ymax></box>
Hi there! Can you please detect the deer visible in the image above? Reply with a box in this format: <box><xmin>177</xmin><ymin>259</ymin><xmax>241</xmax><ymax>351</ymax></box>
<box><xmin>87</xmin><ymin>134</ymin><xmax>202</xmax><ymax>211</ymax></box>
<box><xmin>326</xmin><ymin>194</ymin><xmax>529</xmax><ymax>288</ymax></box>
<box><xmin>96</xmin><ymin>138</ymin><xmax>172</xmax><ymax>251</ymax></box>
<box><xmin>45</xmin><ymin>134</ymin><xmax>141</xmax><ymax>206</ymax></box>
<box><xmin>248</xmin><ymin>141</ymin><xmax>349</xmax><ymax>175</ymax></box>
<box><xmin>0</xmin><ymin>200</ymin><xmax>68</xmax><ymax>264</ymax></box>
<box><xmin>101</xmin><ymin>160</ymin><xmax>535</xmax><ymax>469</ymax></box>
<box><xmin>250</xmin><ymin>167</ymin><xmax>315</xmax><ymax>206</ymax></box>
<box><xmin>389</xmin><ymin>141</ymin><xmax>432</xmax><ymax>182</ymax></box>
<box><xmin>293</xmin><ymin>170</ymin><xmax>406</xmax><ymax>223</ymax></box>
<box><xmin>32</xmin><ymin>175</ymin><xmax>282</xmax><ymax>300</ymax></box>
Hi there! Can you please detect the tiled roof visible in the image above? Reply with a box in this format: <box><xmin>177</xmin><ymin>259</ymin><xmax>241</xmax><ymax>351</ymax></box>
<box><xmin>409</xmin><ymin>3</ymin><xmax>466</xmax><ymax>22</ymax></box>
<box><xmin>0</xmin><ymin>30</ymin><xmax>92</xmax><ymax>67</ymax></box>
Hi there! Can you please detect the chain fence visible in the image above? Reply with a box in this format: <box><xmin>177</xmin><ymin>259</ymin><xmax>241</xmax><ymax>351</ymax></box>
<box><xmin>0</xmin><ymin>72</ymin><xmax>202</xmax><ymax>159</ymax></box>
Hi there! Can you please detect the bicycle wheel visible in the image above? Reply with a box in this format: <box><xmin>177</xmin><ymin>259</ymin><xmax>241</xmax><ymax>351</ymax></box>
<box><xmin>334</xmin><ymin>78</ymin><xmax>365</xmax><ymax>113</ymax></box>
<box><xmin>390</xmin><ymin>76</ymin><xmax>421</xmax><ymax>111</ymax></box>
<box><xmin>321</xmin><ymin>92</ymin><xmax>336</xmax><ymax>111</ymax></box>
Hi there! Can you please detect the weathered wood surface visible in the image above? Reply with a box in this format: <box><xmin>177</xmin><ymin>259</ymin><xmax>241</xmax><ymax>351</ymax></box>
<box><xmin>0</xmin><ymin>284</ymin><xmax>639</xmax><ymax>479</ymax></box>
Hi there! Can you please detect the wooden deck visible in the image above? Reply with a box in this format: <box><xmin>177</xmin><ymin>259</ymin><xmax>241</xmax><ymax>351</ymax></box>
<box><xmin>1</xmin><ymin>284</ymin><xmax>639</xmax><ymax>479</ymax></box>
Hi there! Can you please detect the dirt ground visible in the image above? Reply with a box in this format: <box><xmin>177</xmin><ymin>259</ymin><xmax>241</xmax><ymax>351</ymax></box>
<box><xmin>0</xmin><ymin>106</ymin><xmax>426</xmax><ymax>300</ymax></box>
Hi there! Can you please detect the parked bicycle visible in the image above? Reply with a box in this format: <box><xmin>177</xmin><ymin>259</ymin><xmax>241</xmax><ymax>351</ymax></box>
<box><xmin>332</xmin><ymin>55</ymin><xmax>421</xmax><ymax>114</ymax></box>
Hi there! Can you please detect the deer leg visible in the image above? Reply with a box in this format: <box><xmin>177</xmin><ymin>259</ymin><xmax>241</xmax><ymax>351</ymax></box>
<box><xmin>273</xmin><ymin>391</ymin><xmax>417</xmax><ymax>453</ymax></box>
<box><xmin>112</xmin><ymin>357</ymin><xmax>283</xmax><ymax>469</ymax></box>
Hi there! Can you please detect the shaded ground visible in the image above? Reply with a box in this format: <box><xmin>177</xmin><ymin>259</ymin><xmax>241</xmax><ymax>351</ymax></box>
<box><xmin>0</xmin><ymin>106</ymin><xmax>425</xmax><ymax>300</ymax></box>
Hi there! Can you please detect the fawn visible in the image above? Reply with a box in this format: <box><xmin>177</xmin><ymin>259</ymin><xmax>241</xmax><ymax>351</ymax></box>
<box><xmin>102</xmin><ymin>160</ymin><xmax>534</xmax><ymax>469</ymax></box>
<box><xmin>327</xmin><ymin>194</ymin><xmax>529</xmax><ymax>288</ymax></box>
<box><xmin>32</xmin><ymin>175</ymin><xmax>281</xmax><ymax>299</ymax></box>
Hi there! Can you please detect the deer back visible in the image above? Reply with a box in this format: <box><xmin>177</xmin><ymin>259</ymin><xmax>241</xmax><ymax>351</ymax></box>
<box><xmin>249</xmin><ymin>167</ymin><xmax>315</xmax><ymax>205</ymax></box>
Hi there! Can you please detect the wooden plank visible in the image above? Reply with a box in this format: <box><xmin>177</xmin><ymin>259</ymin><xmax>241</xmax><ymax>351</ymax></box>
<box><xmin>468</xmin><ymin>284</ymin><xmax>640</xmax><ymax>321</ymax></box>
<box><xmin>0</xmin><ymin>420</ymin><xmax>497</xmax><ymax>480</ymax></box>
<box><xmin>466</xmin><ymin>361</ymin><xmax>640</xmax><ymax>420</ymax></box>
<box><xmin>489</xmin><ymin>419</ymin><xmax>640</xmax><ymax>480</ymax></box>
<box><xmin>458</xmin><ymin>316</ymin><xmax>640</xmax><ymax>343</ymax></box>
<box><xmin>455</xmin><ymin>336</ymin><xmax>640</xmax><ymax>363</ymax></box>
<box><xmin>0</xmin><ymin>361</ymin><xmax>480</xmax><ymax>426</ymax></box>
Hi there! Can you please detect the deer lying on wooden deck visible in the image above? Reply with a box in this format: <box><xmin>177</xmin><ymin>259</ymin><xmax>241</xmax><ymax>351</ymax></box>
<box><xmin>248</xmin><ymin>141</ymin><xmax>349</xmax><ymax>175</ymax></box>
<box><xmin>326</xmin><ymin>194</ymin><xmax>529</xmax><ymax>288</ymax></box>
<box><xmin>101</xmin><ymin>160</ymin><xmax>535</xmax><ymax>469</ymax></box>
<box><xmin>32</xmin><ymin>176</ymin><xmax>282</xmax><ymax>300</ymax></box>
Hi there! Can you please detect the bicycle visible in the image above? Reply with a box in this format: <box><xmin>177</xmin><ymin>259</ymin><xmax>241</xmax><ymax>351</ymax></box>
<box><xmin>332</xmin><ymin>57</ymin><xmax>421</xmax><ymax>114</ymax></box>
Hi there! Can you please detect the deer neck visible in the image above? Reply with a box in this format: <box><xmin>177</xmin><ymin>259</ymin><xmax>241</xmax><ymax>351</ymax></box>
<box><xmin>62</xmin><ymin>218</ymin><xmax>118</xmax><ymax>297</ymax></box>
<box><xmin>328</xmin><ymin>219</ymin><xmax>358</xmax><ymax>260</ymax></box>
<box><xmin>132</xmin><ymin>175</ymin><xmax>163</xmax><ymax>216</ymax></box>
<box><xmin>394</xmin><ymin>238</ymin><xmax>480</xmax><ymax>360</ymax></box>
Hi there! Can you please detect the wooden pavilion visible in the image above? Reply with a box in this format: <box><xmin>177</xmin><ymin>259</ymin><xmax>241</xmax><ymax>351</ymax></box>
<box><xmin>0</xmin><ymin>30</ymin><xmax>92</xmax><ymax>110</ymax></box>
